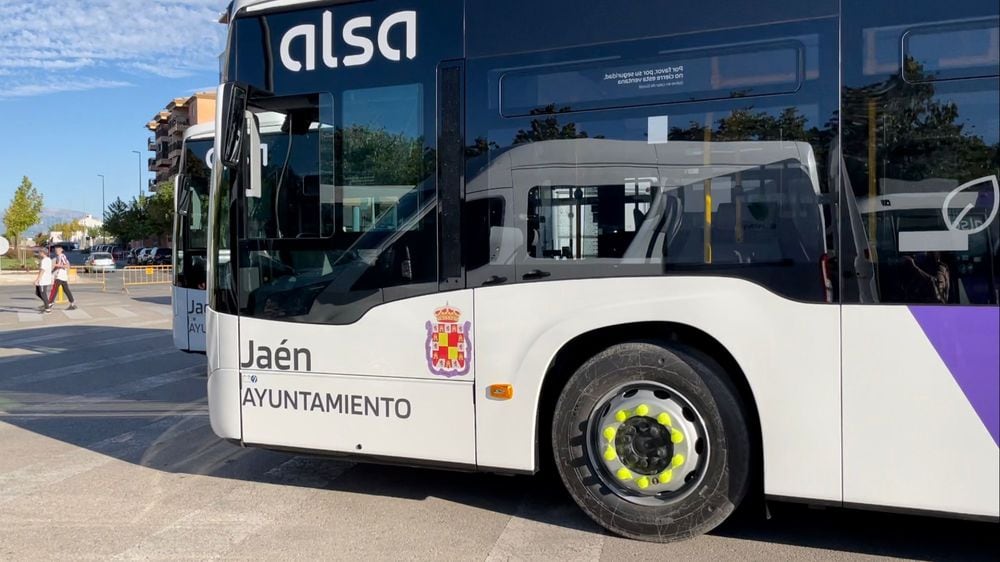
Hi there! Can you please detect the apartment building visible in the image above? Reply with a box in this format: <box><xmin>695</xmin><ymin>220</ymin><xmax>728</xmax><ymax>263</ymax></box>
<box><xmin>145</xmin><ymin>91</ymin><xmax>217</xmax><ymax>192</ymax></box>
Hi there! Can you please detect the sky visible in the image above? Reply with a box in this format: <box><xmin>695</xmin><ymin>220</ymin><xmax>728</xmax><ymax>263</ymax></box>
<box><xmin>0</xmin><ymin>0</ymin><xmax>227</xmax><ymax>219</ymax></box>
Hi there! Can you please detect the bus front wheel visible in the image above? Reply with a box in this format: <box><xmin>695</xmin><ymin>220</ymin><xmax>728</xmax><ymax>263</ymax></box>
<box><xmin>551</xmin><ymin>341</ymin><xmax>750</xmax><ymax>542</ymax></box>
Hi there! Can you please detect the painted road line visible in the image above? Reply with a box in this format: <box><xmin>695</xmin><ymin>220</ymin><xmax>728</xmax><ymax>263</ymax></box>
<box><xmin>0</xmin><ymin>407</ymin><xmax>208</xmax><ymax>507</ymax></box>
<box><xmin>485</xmin><ymin>494</ymin><xmax>605</xmax><ymax>562</ymax></box>
<box><xmin>2</xmin><ymin>347</ymin><xmax>180</xmax><ymax>387</ymax></box>
<box><xmin>8</xmin><ymin>365</ymin><xmax>205</xmax><ymax>414</ymax></box>
<box><xmin>62</xmin><ymin>308</ymin><xmax>93</xmax><ymax>320</ymax></box>
<box><xmin>109</xmin><ymin>456</ymin><xmax>355</xmax><ymax>560</ymax></box>
<box><xmin>106</xmin><ymin>307</ymin><xmax>138</xmax><ymax>318</ymax></box>
<box><xmin>15</xmin><ymin>313</ymin><xmax>42</xmax><ymax>323</ymax></box>
<box><xmin>0</xmin><ymin>319</ymin><xmax>168</xmax><ymax>347</ymax></box>
<box><xmin>0</xmin><ymin>330</ymin><xmax>169</xmax><ymax>367</ymax></box>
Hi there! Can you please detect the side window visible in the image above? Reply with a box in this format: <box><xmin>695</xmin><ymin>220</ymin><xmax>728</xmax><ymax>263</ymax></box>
<box><xmin>842</xmin><ymin>7</ymin><xmax>1000</xmax><ymax>305</ymax></box>
<box><xmin>526</xmin><ymin>159</ymin><xmax>826</xmax><ymax>267</ymax></box>
<box><xmin>466</xmin><ymin>16</ymin><xmax>840</xmax><ymax>302</ymax></box>
<box><xmin>464</xmin><ymin>196</ymin><xmax>507</xmax><ymax>269</ymax></box>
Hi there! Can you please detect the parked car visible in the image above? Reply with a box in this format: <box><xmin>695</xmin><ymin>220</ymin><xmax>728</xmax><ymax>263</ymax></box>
<box><xmin>133</xmin><ymin>248</ymin><xmax>153</xmax><ymax>265</ymax></box>
<box><xmin>126</xmin><ymin>248</ymin><xmax>142</xmax><ymax>265</ymax></box>
<box><xmin>85</xmin><ymin>252</ymin><xmax>116</xmax><ymax>273</ymax></box>
<box><xmin>151</xmin><ymin>248</ymin><xmax>172</xmax><ymax>265</ymax></box>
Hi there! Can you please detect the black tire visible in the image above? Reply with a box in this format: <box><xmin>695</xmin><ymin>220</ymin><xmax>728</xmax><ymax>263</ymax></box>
<box><xmin>551</xmin><ymin>341</ymin><xmax>751</xmax><ymax>542</ymax></box>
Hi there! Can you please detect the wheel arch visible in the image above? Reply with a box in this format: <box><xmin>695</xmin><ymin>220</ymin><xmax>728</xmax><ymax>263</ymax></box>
<box><xmin>535</xmin><ymin>321</ymin><xmax>764</xmax><ymax>494</ymax></box>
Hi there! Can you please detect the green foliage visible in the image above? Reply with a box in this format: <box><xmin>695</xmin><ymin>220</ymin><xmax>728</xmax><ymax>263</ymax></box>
<box><xmin>3</xmin><ymin>176</ymin><xmax>44</xmax><ymax>249</ymax></box>
<box><xmin>49</xmin><ymin>219</ymin><xmax>86</xmax><ymax>238</ymax></box>
<box><xmin>513</xmin><ymin>105</ymin><xmax>595</xmax><ymax>144</ymax></box>
<box><xmin>340</xmin><ymin>125</ymin><xmax>429</xmax><ymax>186</ymax></box>
<box><xmin>842</xmin><ymin>58</ymin><xmax>1000</xmax><ymax>186</ymax></box>
<box><xmin>102</xmin><ymin>197</ymin><xmax>130</xmax><ymax>244</ymax></box>
<box><xmin>102</xmin><ymin>183</ymin><xmax>175</xmax><ymax>245</ymax></box>
<box><xmin>148</xmin><ymin>180</ymin><xmax>175</xmax><ymax>240</ymax></box>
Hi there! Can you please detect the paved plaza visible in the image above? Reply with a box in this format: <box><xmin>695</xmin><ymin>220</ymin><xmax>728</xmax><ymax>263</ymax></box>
<box><xmin>0</xmin><ymin>282</ymin><xmax>995</xmax><ymax>560</ymax></box>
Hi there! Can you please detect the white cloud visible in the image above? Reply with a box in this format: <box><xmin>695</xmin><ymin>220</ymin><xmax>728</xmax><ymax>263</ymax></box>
<box><xmin>0</xmin><ymin>0</ymin><xmax>225</xmax><ymax>98</ymax></box>
<box><xmin>0</xmin><ymin>77</ymin><xmax>134</xmax><ymax>99</ymax></box>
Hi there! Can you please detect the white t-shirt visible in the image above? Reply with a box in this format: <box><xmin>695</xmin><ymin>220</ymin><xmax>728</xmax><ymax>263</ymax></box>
<box><xmin>54</xmin><ymin>254</ymin><xmax>70</xmax><ymax>282</ymax></box>
<box><xmin>37</xmin><ymin>256</ymin><xmax>53</xmax><ymax>286</ymax></box>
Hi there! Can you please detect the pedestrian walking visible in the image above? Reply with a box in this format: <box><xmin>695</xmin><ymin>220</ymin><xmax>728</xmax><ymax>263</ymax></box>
<box><xmin>49</xmin><ymin>245</ymin><xmax>77</xmax><ymax>310</ymax></box>
<box><xmin>34</xmin><ymin>247</ymin><xmax>53</xmax><ymax>313</ymax></box>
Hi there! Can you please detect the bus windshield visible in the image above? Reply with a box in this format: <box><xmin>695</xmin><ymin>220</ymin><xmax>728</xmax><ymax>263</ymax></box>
<box><xmin>175</xmin><ymin>137</ymin><xmax>212</xmax><ymax>290</ymax></box>
<box><xmin>214</xmin><ymin>86</ymin><xmax>435</xmax><ymax>324</ymax></box>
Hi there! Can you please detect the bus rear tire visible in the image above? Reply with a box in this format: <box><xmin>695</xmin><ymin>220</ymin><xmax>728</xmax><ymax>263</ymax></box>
<box><xmin>551</xmin><ymin>341</ymin><xmax>750</xmax><ymax>542</ymax></box>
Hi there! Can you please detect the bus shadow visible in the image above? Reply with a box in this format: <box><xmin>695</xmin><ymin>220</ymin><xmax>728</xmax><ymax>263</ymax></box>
<box><xmin>0</xmin><ymin>323</ymin><xmax>996</xmax><ymax>558</ymax></box>
<box><xmin>130</xmin><ymin>295</ymin><xmax>171</xmax><ymax>306</ymax></box>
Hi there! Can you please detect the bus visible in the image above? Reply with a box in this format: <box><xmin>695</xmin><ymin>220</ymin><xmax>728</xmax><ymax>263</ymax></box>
<box><xmin>173</xmin><ymin>124</ymin><xmax>214</xmax><ymax>353</ymax></box>
<box><xmin>208</xmin><ymin>0</ymin><xmax>1000</xmax><ymax>541</ymax></box>
<box><xmin>174</xmin><ymin>118</ymin><xmax>284</xmax><ymax>352</ymax></box>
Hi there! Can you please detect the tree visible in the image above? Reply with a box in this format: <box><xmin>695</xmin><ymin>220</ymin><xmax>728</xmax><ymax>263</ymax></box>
<box><xmin>102</xmin><ymin>197</ymin><xmax>130</xmax><ymax>244</ymax></box>
<box><xmin>3</xmin><ymin>176</ymin><xmax>44</xmax><ymax>249</ymax></box>
<box><xmin>841</xmin><ymin>58</ymin><xmax>999</xmax><ymax>186</ymax></box>
<box><xmin>87</xmin><ymin>225</ymin><xmax>106</xmax><ymax>240</ymax></box>
<box><xmin>49</xmin><ymin>219</ymin><xmax>86</xmax><ymax>241</ymax></box>
<box><xmin>512</xmin><ymin>104</ymin><xmax>596</xmax><ymax>145</ymax></box>
<box><xmin>147</xmin><ymin>180</ymin><xmax>175</xmax><ymax>240</ymax></box>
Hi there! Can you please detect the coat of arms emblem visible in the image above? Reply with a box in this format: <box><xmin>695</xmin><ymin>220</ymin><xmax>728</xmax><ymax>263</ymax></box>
<box><xmin>425</xmin><ymin>305</ymin><xmax>472</xmax><ymax>377</ymax></box>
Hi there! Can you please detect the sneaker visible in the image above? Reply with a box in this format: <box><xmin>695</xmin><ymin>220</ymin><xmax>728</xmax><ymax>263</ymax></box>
<box><xmin>68</xmin><ymin>304</ymin><xmax>78</xmax><ymax>310</ymax></box>
<box><xmin>44</xmin><ymin>307</ymin><xmax>53</xmax><ymax>314</ymax></box>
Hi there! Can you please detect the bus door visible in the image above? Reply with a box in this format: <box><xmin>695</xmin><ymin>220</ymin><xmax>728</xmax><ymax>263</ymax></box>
<box><xmin>840</xmin><ymin>0</ymin><xmax>999</xmax><ymax>517</ymax></box>
<box><xmin>224</xmin><ymin>0</ymin><xmax>474</xmax><ymax>465</ymax></box>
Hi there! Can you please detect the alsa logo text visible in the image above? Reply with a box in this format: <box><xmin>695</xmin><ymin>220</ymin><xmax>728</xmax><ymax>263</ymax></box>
<box><xmin>280</xmin><ymin>10</ymin><xmax>417</xmax><ymax>72</ymax></box>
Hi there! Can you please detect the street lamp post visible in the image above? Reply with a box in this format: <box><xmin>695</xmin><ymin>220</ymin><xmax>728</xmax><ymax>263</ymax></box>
<box><xmin>131</xmin><ymin>150</ymin><xmax>143</xmax><ymax>197</ymax></box>
<box><xmin>97</xmin><ymin>174</ymin><xmax>105</xmax><ymax>222</ymax></box>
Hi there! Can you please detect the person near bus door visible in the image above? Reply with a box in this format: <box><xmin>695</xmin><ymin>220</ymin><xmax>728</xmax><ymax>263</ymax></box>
<box><xmin>34</xmin><ymin>247</ymin><xmax>53</xmax><ymax>313</ymax></box>
<box><xmin>49</xmin><ymin>245</ymin><xmax>78</xmax><ymax>310</ymax></box>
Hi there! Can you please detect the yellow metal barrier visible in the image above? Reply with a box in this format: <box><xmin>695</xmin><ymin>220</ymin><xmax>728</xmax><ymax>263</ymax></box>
<box><xmin>74</xmin><ymin>267</ymin><xmax>111</xmax><ymax>291</ymax></box>
<box><xmin>121</xmin><ymin>265</ymin><xmax>173</xmax><ymax>293</ymax></box>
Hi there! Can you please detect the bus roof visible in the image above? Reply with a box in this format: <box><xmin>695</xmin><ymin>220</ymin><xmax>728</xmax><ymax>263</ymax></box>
<box><xmin>183</xmin><ymin>122</ymin><xmax>215</xmax><ymax>142</ymax></box>
<box><xmin>231</xmin><ymin>0</ymin><xmax>328</xmax><ymax>17</ymax></box>
<box><xmin>183</xmin><ymin>112</ymin><xmax>288</xmax><ymax>143</ymax></box>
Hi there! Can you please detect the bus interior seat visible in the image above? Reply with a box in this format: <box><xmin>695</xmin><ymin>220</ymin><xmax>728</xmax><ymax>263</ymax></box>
<box><xmin>633</xmin><ymin>206</ymin><xmax>647</xmax><ymax>230</ymax></box>
<box><xmin>623</xmin><ymin>190</ymin><xmax>681</xmax><ymax>262</ymax></box>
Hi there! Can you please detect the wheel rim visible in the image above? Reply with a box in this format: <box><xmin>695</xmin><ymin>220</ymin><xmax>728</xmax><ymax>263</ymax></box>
<box><xmin>586</xmin><ymin>382</ymin><xmax>710</xmax><ymax>507</ymax></box>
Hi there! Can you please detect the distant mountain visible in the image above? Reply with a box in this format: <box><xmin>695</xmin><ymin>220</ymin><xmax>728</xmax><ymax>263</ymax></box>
<box><xmin>26</xmin><ymin>208</ymin><xmax>92</xmax><ymax>235</ymax></box>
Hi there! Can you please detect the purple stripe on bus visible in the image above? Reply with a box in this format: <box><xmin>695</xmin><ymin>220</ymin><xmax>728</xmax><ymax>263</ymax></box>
<box><xmin>910</xmin><ymin>306</ymin><xmax>999</xmax><ymax>446</ymax></box>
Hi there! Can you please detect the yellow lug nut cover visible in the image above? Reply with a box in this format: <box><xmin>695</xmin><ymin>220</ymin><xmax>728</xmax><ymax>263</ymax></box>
<box><xmin>657</xmin><ymin>412</ymin><xmax>672</xmax><ymax>426</ymax></box>
<box><xmin>635</xmin><ymin>404</ymin><xmax>649</xmax><ymax>416</ymax></box>
<box><xmin>604</xmin><ymin>445</ymin><xmax>617</xmax><ymax>461</ymax></box>
<box><xmin>658</xmin><ymin>469</ymin><xmax>673</xmax><ymax>484</ymax></box>
<box><xmin>671</xmin><ymin>454</ymin><xmax>685</xmax><ymax>468</ymax></box>
<box><xmin>614</xmin><ymin>410</ymin><xmax>628</xmax><ymax>423</ymax></box>
<box><xmin>636</xmin><ymin>476</ymin><xmax>650</xmax><ymax>489</ymax></box>
<box><xmin>603</xmin><ymin>426</ymin><xmax>617</xmax><ymax>441</ymax></box>
<box><xmin>671</xmin><ymin>429</ymin><xmax>684</xmax><ymax>444</ymax></box>
<box><xmin>616</xmin><ymin>467</ymin><xmax>633</xmax><ymax>481</ymax></box>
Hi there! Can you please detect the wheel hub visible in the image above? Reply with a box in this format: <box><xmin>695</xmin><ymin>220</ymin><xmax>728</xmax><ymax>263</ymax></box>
<box><xmin>589</xmin><ymin>384</ymin><xmax>707</xmax><ymax>504</ymax></box>
<box><xmin>616</xmin><ymin>416</ymin><xmax>673</xmax><ymax>475</ymax></box>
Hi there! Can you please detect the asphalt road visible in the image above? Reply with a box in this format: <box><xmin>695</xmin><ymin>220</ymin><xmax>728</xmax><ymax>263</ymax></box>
<box><xmin>0</xmin><ymin>283</ymin><xmax>996</xmax><ymax>560</ymax></box>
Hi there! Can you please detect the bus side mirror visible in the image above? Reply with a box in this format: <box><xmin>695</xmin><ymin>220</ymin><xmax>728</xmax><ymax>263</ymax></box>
<box><xmin>220</xmin><ymin>83</ymin><xmax>248</xmax><ymax>168</ymax></box>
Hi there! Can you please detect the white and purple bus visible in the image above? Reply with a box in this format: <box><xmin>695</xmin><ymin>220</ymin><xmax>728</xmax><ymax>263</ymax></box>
<box><xmin>206</xmin><ymin>0</ymin><xmax>999</xmax><ymax>541</ymax></box>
